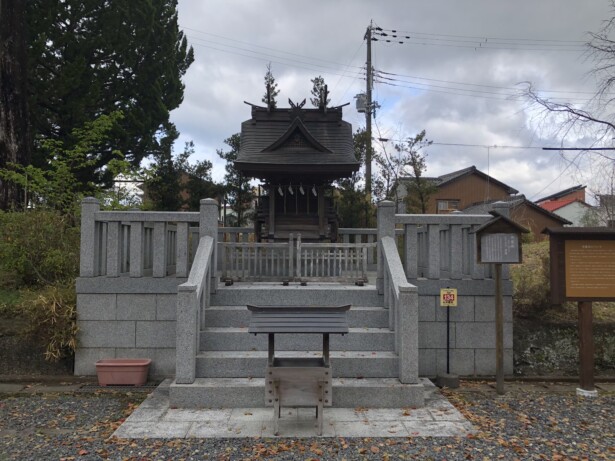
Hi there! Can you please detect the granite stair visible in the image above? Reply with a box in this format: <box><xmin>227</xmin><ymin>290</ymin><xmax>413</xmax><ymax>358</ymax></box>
<box><xmin>169</xmin><ymin>283</ymin><xmax>424</xmax><ymax>408</ymax></box>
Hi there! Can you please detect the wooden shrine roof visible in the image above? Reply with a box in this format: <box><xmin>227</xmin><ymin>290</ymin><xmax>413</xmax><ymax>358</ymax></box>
<box><xmin>235</xmin><ymin>103</ymin><xmax>359</xmax><ymax>180</ymax></box>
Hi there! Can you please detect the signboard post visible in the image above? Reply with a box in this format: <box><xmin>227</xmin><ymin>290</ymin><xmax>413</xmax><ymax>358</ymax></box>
<box><xmin>543</xmin><ymin>228</ymin><xmax>615</xmax><ymax>397</ymax></box>
<box><xmin>440</xmin><ymin>288</ymin><xmax>457</xmax><ymax>374</ymax></box>
<box><xmin>474</xmin><ymin>212</ymin><xmax>528</xmax><ymax>395</ymax></box>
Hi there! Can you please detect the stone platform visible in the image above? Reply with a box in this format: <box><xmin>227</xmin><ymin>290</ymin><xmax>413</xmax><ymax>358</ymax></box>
<box><xmin>115</xmin><ymin>379</ymin><xmax>474</xmax><ymax>438</ymax></box>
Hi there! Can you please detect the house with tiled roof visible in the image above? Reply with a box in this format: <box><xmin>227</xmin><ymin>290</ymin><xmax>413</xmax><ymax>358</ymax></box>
<box><xmin>463</xmin><ymin>195</ymin><xmax>571</xmax><ymax>241</ymax></box>
<box><xmin>397</xmin><ymin>165</ymin><xmax>570</xmax><ymax>239</ymax></box>
<box><xmin>397</xmin><ymin>165</ymin><xmax>518</xmax><ymax>214</ymax></box>
<box><xmin>535</xmin><ymin>185</ymin><xmax>587</xmax><ymax>204</ymax></box>
<box><xmin>536</xmin><ymin>185</ymin><xmax>593</xmax><ymax>226</ymax></box>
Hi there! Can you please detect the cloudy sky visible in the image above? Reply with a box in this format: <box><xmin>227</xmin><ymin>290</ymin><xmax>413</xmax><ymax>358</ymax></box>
<box><xmin>172</xmin><ymin>0</ymin><xmax>614</xmax><ymax>203</ymax></box>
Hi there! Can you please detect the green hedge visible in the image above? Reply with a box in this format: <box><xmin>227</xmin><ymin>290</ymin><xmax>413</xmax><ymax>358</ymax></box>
<box><xmin>0</xmin><ymin>210</ymin><xmax>79</xmax><ymax>362</ymax></box>
<box><xmin>0</xmin><ymin>210</ymin><xmax>79</xmax><ymax>287</ymax></box>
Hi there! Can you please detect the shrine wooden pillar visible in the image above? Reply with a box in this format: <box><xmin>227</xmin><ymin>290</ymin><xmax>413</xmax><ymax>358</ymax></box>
<box><xmin>268</xmin><ymin>185</ymin><xmax>275</xmax><ymax>240</ymax></box>
<box><xmin>318</xmin><ymin>185</ymin><xmax>325</xmax><ymax>239</ymax></box>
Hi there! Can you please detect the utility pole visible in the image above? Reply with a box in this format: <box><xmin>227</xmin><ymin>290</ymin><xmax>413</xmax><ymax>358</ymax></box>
<box><xmin>364</xmin><ymin>21</ymin><xmax>373</xmax><ymax>194</ymax></box>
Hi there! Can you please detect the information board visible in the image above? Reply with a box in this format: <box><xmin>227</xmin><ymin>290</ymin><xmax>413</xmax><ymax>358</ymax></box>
<box><xmin>565</xmin><ymin>240</ymin><xmax>615</xmax><ymax>298</ymax></box>
<box><xmin>479</xmin><ymin>233</ymin><xmax>520</xmax><ymax>263</ymax></box>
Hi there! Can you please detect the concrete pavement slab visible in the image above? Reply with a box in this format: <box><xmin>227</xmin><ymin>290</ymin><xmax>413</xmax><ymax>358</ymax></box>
<box><xmin>262</xmin><ymin>419</ymin><xmax>337</xmax><ymax>438</ymax></box>
<box><xmin>360</xmin><ymin>407</ymin><xmax>434</xmax><ymax>421</ymax></box>
<box><xmin>112</xmin><ymin>379</ymin><xmax>476</xmax><ymax>439</ymax></box>
<box><xmin>188</xmin><ymin>420</ymin><xmax>264</xmax><ymax>438</ymax></box>
<box><xmin>332</xmin><ymin>420</ymin><xmax>409</xmax><ymax>437</ymax></box>
<box><xmin>124</xmin><ymin>406</ymin><xmax>168</xmax><ymax>423</ymax></box>
<box><xmin>163</xmin><ymin>408</ymin><xmax>231</xmax><ymax>422</ymax></box>
<box><xmin>113</xmin><ymin>421</ymin><xmax>192</xmax><ymax>439</ymax></box>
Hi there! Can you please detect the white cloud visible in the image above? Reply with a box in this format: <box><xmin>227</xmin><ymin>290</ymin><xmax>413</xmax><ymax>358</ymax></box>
<box><xmin>172</xmin><ymin>0</ymin><xmax>613</xmax><ymax>199</ymax></box>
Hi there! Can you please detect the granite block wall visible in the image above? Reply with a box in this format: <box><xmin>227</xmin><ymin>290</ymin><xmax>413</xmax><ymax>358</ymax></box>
<box><xmin>75</xmin><ymin>279</ymin><xmax>182</xmax><ymax>377</ymax></box>
<box><xmin>75</xmin><ymin>277</ymin><xmax>513</xmax><ymax>378</ymax></box>
<box><xmin>413</xmin><ymin>278</ymin><xmax>514</xmax><ymax>376</ymax></box>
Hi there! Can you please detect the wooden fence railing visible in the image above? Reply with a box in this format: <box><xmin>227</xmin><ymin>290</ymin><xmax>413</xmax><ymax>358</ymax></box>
<box><xmin>218</xmin><ymin>234</ymin><xmax>375</xmax><ymax>282</ymax></box>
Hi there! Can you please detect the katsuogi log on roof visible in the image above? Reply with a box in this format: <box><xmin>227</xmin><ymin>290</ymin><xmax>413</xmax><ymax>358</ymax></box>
<box><xmin>235</xmin><ymin>101</ymin><xmax>359</xmax><ymax>182</ymax></box>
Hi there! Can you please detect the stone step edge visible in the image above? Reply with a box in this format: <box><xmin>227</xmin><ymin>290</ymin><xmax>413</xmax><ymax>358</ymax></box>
<box><xmin>201</xmin><ymin>327</ymin><xmax>392</xmax><ymax>333</ymax></box>
<box><xmin>171</xmin><ymin>377</ymin><xmax>418</xmax><ymax>388</ymax></box>
<box><xmin>196</xmin><ymin>351</ymin><xmax>397</xmax><ymax>358</ymax></box>
<box><xmin>206</xmin><ymin>305</ymin><xmax>387</xmax><ymax>310</ymax></box>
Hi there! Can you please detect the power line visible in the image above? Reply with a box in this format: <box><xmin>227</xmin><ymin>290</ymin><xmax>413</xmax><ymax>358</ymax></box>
<box><xmin>372</xmin><ymin>36</ymin><xmax>584</xmax><ymax>52</ymax></box>
<box><xmin>182</xmin><ymin>25</ymin><xmax>364</xmax><ymax>71</ymax></box>
<box><xmin>542</xmin><ymin>147</ymin><xmax>615</xmax><ymax>150</ymax></box>
<box><xmin>180</xmin><ymin>25</ymin><xmax>597</xmax><ymax>101</ymax></box>
<box><xmin>332</xmin><ymin>41</ymin><xmax>366</xmax><ymax>105</ymax></box>
<box><xmin>376</xmin><ymin>76</ymin><xmax>592</xmax><ymax>104</ymax></box>
<box><xmin>528</xmin><ymin>152</ymin><xmax>584</xmax><ymax>200</ymax></box>
<box><xmin>376</xmin><ymin>69</ymin><xmax>605</xmax><ymax>96</ymax></box>
<box><xmin>186</xmin><ymin>38</ymin><xmax>367</xmax><ymax>82</ymax></box>
<box><xmin>376</xmin><ymin>73</ymin><xmax>518</xmax><ymax>98</ymax></box>
<box><xmin>375</xmin><ymin>138</ymin><xmax>546</xmax><ymax>150</ymax></box>
<box><xmin>376</xmin><ymin>78</ymin><xmax>523</xmax><ymax>101</ymax></box>
<box><xmin>377</xmin><ymin>27</ymin><xmax>585</xmax><ymax>45</ymax></box>
<box><xmin>431</xmin><ymin>142</ymin><xmax>544</xmax><ymax>149</ymax></box>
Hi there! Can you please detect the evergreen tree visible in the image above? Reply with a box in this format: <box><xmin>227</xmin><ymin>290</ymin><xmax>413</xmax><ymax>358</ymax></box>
<box><xmin>261</xmin><ymin>63</ymin><xmax>279</xmax><ymax>109</ymax></box>
<box><xmin>25</xmin><ymin>0</ymin><xmax>194</xmax><ymax>188</ymax></box>
<box><xmin>142</xmin><ymin>125</ymin><xmax>183</xmax><ymax>211</ymax></box>
<box><xmin>310</xmin><ymin>75</ymin><xmax>330</xmax><ymax>109</ymax></box>
<box><xmin>181</xmin><ymin>141</ymin><xmax>221</xmax><ymax>211</ymax></box>
<box><xmin>143</xmin><ymin>136</ymin><xmax>219</xmax><ymax>211</ymax></box>
<box><xmin>217</xmin><ymin>134</ymin><xmax>254</xmax><ymax>226</ymax></box>
<box><xmin>336</xmin><ymin>128</ymin><xmax>376</xmax><ymax>228</ymax></box>
<box><xmin>0</xmin><ymin>0</ymin><xmax>31</xmax><ymax>210</ymax></box>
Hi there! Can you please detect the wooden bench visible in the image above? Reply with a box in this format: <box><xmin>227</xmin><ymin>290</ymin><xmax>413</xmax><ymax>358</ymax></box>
<box><xmin>247</xmin><ymin>304</ymin><xmax>350</xmax><ymax>435</ymax></box>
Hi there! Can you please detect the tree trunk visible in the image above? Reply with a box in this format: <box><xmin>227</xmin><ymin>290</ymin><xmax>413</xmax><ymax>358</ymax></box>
<box><xmin>0</xmin><ymin>0</ymin><xmax>31</xmax><ymax>210</ymax></box>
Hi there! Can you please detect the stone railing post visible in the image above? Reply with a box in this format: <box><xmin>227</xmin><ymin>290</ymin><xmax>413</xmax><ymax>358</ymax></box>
<box><xmin>377</xmin><ymin>200</ymin><xmax>396</xmax><ymax>295</ymax></box>
<box><xmin>398</xmin><ymin>285</ymin><xmax>419</xmax><ymax>383</ymax></box>
<box><xmin>79</xmin><ymin>197</ymin><xmax>100</xmax><ymax>277</ymax></box>
<box><xmin>176</xmin><ymin>286</ymin><xmax>197</xmax><ymax>384</ymax></box>
<box><xmin>200</xmin><ymin>198</ymin><xmax>219</xmax><ymax>293</ymax></box>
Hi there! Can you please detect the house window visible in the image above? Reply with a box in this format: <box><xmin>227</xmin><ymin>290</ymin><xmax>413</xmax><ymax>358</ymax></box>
<box><xmin>437</xmin><ymin>200</ymin><xmax>460</xmax><ymax>213</ymax></box>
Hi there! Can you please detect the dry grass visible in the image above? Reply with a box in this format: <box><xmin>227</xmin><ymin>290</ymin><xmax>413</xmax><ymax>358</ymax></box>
<box><xmin>538</xmin><ymin>301</ymin><xmax>615</xmax><ymax>324</ymax></box>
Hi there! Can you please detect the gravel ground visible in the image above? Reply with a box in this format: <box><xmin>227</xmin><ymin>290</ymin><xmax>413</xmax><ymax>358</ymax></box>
<box><xmin>0</xmin><ymin>384</ymin><xmax>613</xmax><ymax>460</ymax></box>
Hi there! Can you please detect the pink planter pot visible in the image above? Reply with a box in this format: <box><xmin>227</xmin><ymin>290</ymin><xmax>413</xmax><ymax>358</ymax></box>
<box><xmin>95</xmin><ymin>359</ymin><xmax>151</xmax><ymax>386</ymax></box>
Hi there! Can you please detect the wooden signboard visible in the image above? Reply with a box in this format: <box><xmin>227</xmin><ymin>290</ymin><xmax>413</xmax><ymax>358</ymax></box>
<box><xmin>480</xmin><ymin>233</ymin><xmax>521</xmax><ymax>263</ymax></box>
<box><xmin>474</xmin><ymin>212</ymin><xmax>528</xmax><ymax>264</ymax></box>
<box><xmin>543</xmin><ymin>227</ymin><xmax>615</xmax><ymax>395</ymax></box>
<box><xmin>544</xmin><ymin>228</ymin><xmax>615</xmax><ymax>303</ymax></box>
<box><xmin>473</xmin><ymin>212</ymin><xmax>528</xmax><ymax>395</ymax></box>
<box><xmin>564</xmin><ymin>240</ymin><xmax>615</xmax><ymax>299</ymax></box>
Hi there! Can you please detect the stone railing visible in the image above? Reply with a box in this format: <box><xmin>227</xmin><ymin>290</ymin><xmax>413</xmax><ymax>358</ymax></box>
<box><xmin>176</xmin><ymin>236</ymin><xmax>214</xmax><ymax>384</ymax></box>
<box><xmin>380</xmin><ymin>234</ymin><xmax>419</xmax><ymax>384</ymax></box>
<box><xmin>175</xmin><ymin>199</ymin><xmax>218</xmax><ymax>384</ymax></box>
<box><xmin>397</xmin><ymin>214</ymin><xmax>492</xmax><ymax>280</ymax></box>
<box><xmin>79</xmin><ymin>198</ymin><xmax>204</xmax><ymax>278</ymax></box>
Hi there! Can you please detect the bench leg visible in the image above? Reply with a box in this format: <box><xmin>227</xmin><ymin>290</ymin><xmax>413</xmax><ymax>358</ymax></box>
<box><xmin>317</xmin><ymin>382</ymin><xmax>324</xmax><ymax>436</ymax></box>
<box><xmin>273</xmin><ymin>381</ymin><xmax>280</xmax><ymax>436</ymax></box>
